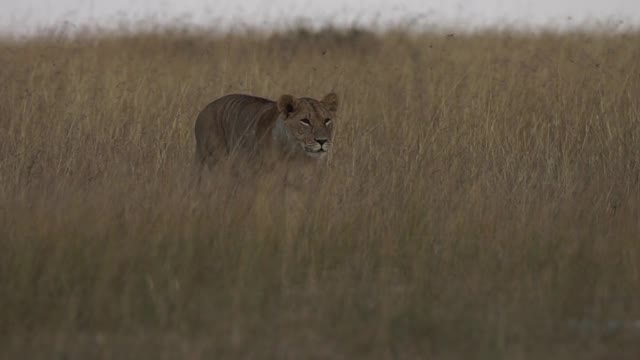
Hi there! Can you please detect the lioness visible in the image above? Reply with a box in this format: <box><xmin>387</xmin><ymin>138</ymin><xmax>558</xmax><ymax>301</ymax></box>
<box><xmin>194</xmin><ymin>93</ymin><xmax>338</xmax><ymax>168</ymax></box>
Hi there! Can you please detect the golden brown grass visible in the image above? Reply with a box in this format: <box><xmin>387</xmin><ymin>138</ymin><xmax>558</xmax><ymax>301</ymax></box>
<box><xmin>1</xmin><ymin>27</ymin><xmax>640</xmax><ymax>359</ymax></box>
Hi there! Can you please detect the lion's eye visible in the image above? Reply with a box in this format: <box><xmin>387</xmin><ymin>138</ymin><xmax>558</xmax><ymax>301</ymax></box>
<box><xmin>300</xmin><ymin>118</ymin><xmax>311</xmax><ymax>126</ymax></box>
<box><xmin>325</xmin><ymin>119</ymin><xmax>332</xmax><ymax>126</ymax></box>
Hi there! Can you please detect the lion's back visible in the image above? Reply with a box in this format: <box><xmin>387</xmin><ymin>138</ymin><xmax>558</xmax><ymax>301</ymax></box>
<box><xmin>195</xmin><ymin>94</ymin><xmax>276</xmax><ymax>160</ymax></box>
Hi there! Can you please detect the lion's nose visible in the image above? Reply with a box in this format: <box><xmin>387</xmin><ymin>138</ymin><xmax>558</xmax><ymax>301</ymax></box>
<box><xmin>315</xmin><ymin>138</ymin><xmax>328</xmax><ymax>146</ymax></box>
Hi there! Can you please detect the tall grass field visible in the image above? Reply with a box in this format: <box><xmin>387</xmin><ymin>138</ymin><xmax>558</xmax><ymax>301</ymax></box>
<box><xmin>1</xmin><ymin>28</ymin><xmax>639</xmax><ymax>359</ymax></box>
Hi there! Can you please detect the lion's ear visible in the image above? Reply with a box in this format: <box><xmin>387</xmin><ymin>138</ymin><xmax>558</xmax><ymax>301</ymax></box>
<box><xmin>277</xmin><ymin>94</ymin><xmax>298</xmax><ymax>116</ymax></box>
<box><xmin>322</xmin><ymin>92</ymin><xmax>339</xmax><ymax>112</ymax></box>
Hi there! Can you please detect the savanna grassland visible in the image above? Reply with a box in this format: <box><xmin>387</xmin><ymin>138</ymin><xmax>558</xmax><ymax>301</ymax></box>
<box><xmin>0</xmin><ymin>27</ymin><xmax>639</xmax><ymax>359</ymax></box>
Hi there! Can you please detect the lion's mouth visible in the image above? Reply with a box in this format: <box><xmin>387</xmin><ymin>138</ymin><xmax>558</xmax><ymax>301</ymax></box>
<box><xmin>306</xmin><ymin>144</ymin><xmax>330</xmax><ymax>152</ymax></box>
<box><xmin>305</xmin><ymin>148</ymin><xmax>327</xmax><ymax>158</ymax></box>
<box><xmin>303</xmin><ymin>142</ymin><xmax>331</xmax><ymax>158</ymax></box>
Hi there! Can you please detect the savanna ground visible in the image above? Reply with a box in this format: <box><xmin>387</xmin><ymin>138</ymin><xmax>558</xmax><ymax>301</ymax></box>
<box><xmin>0</xmin><ymin>26</ymin><xmax>639</xmax><ymax>359</ymax></box>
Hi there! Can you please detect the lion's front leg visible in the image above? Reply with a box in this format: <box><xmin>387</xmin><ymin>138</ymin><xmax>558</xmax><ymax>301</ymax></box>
<box><xmin>283</xmin><ymin>183</ymin><xmax>305</xmax><ymax>242</ymax></box>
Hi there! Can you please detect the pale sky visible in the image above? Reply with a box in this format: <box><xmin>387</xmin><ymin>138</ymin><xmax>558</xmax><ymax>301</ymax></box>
<box><xmin>0</xmin><ymin>0</ymin><xmax>638</xmax><ymax>35</ymax></box>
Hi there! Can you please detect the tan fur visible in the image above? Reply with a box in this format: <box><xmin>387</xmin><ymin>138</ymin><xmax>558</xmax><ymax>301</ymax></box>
<box><xmin>194</xmin><ymin>93</ymin><xmax>339</xmax><ymax>169</ymax></box>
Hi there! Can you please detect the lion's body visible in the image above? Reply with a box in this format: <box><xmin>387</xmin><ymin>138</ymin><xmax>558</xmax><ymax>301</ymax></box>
<box><xmin>194</xmin><ymin>93</ymin><xmax>338</xmax><ymax>169</ymax></box>
<box><xmin>195</xmin><ymin>94</ymin><xmax>277</xmax><ymax>166</ymax></box>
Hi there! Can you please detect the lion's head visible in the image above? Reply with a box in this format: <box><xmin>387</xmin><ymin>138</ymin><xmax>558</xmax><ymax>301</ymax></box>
<box><xmin>276</xmin><ymin>93</ymin><xmax>339</xmax><ymax>159</ymax></box>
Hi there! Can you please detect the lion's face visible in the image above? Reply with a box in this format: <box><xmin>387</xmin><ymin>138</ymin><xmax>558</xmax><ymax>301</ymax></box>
<box><xmin>277</xmin><ymin>93</ymin><xmax>338</xmax><ymax>159</ymax></box>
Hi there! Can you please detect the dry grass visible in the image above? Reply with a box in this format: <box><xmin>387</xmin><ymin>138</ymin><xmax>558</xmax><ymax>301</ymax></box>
<box><xmin>1</xmin><ymin>27</ymin><xmax>640</xmax><ymax>359</ymax></box>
